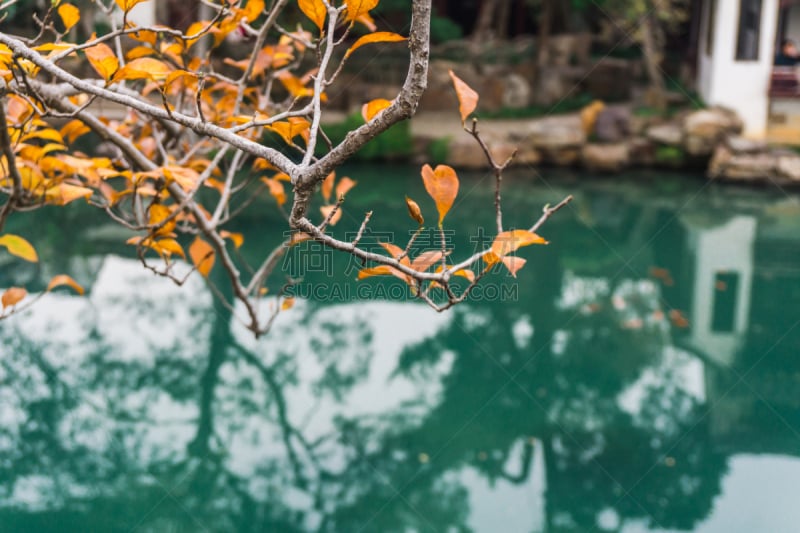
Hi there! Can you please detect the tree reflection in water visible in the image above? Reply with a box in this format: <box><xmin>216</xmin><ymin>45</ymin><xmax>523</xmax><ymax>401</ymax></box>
<box><xmin>1</xmin><ymin>171</ymin><xmax>799</xmax><ymax>532</ymax></box>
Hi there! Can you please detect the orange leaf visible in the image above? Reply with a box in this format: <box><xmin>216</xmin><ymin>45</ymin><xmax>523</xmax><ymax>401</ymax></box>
<box><xmin>411</xmin><ymin>251</ymin><xmax>443</xmax><ymax>272</ymax></box>
<box><xmin>261</xmin><ymin>177</ymin><xmax>286</xmax><ymax>206</ymax></box>
<box><xmin>57</xmin><ymin>3</ymin><xmax>80</xmax><ymax>32</ymax></box>
<box><xmin>420</xmin><ymin>164</ymin><xmax>459</xmax><ymax>225</ymax></box>
<box><xmin>148</xmin><ymin>203</ymin><xmax>175</xmax><ymax>235</ymax></box>
<box><xmin>298</xmin><ymin>0</ymin><xmax>327</xmax><ymax>31</ymax></box>
<box><xmin>344</xmin><ymin>0</ymin><xmax>379</xmax><ymax>22</ymax></box>
<box><xmin>47</xmin><ymin>274</ymin><xmax>85</xmax><ymax>295</ymax></box>
<box><xmin>345</xmin><ymin>32</ymin><xmax>406</xmax><ymax>57</ymax></box>
<box><xmin>114</xmin><ymin>0</ymin><xmax>149</xmax><ymax>12</ymax></box>
<box><xmin>449</xmin><ymin>70</ymin><xmax>479</xmax><ymax>124</ymax></box>
<box><xmin>0</xmin><ymin>234</ymin><xmax>38</xmax><ymax>262</ymax></box>
<box><xmin>321</xmin><ymin>171</ymin><xmax>335</xmax><ymax>203</ymax></box>
<box><xmin>85</xmin><ymin>42</ymin><xmax>119</xmax><ymax>81</ymax></box>
<box><xmin>405</xmin><ymin>196</ymin><xmax>424</xmax><ymax>225</ymax></box>
<box><xmin>320</xmin><ymin>205</ymin><xmax>342</xmax><ymax>226</ymax></box>
<box><xmin>189</xmin><ymin>237</ymin><xmax>215</xmax><ymax>277</ymax></box>
<box><xmin>60</xmin><ymin>120</ymin><xmax>90</xmax><ymax>143</ymax></box>
<box><xmin>153</xmin><ymin>238</ymin><xmax>185</xmax><ymax>258</ymax></box>
<box><xmin>361</xmin><ymin>98</ymin><xmax>392</xmax><ymax>122</ymax></box>
<box><xmin>1</xmin><ymin>287</ymin><xmax>27</xmax><ymax>309</ymax></box>
<box><xmin>281</xmin><ymin>297</ymin><xmax>295</xmax><ymax>310</ymax></box>
<box><xmin>490</xmin><ymin>229</ymin><xmax>548</xmax><ymax>258</ymax></box>
<box><xmin>220</xmin><ymin>230</ymin><xmax>244</xmax><ymax>249</ymax></box>
<box><xmin>357</xmin><ymin>265</ymin><xmax>394</xmax><ymax>279</ymax></box>
<box><xmin>335</xmin><ymin>176</ymin><xmax>356</xmax><ymax>199</ymax></box>
<box><xmin>501</xmin><ymin>256</ymin><xmax>527</xmax><ymax>277</ymax></box>
<box><xmin>379</xmin><ymin>241</ymin><xmax>405</xmax><ymax>259</ymax></box>
<box><xmin>162</xmin><ymin>165</ymin><xmax>199</xmax><ymax>191</ymax></box>
<box><xmin>243</xmin><ymin>0</ymin><xmax>265</xmax><ymax>22</ymax></box>
<box><xmin>44</xmin><ymin>183</ymin><xmax>93</xmax><ymax>205</ymax></box>
<box><xmin>113</xmin><ymin>57</ymin><xmax>172</xmax><ymax>82</ymax></box>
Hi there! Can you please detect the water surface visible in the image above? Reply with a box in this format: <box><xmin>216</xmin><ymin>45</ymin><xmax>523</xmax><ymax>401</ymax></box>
<box><xmin>1</xmin><ymin>167</ymin><xmax>799</xmax><ymax>532</ymax></box>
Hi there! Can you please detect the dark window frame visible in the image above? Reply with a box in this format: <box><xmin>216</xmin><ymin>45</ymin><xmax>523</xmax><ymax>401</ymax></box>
<box><xmin>736</xmin><ymin>0</ymin><xmax>763</xmax><ymax>61</ymax></box>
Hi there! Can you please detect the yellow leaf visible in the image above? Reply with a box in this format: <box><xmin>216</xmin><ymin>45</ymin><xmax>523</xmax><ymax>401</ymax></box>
<box><xmin>113</xmin><ymin>57</ymin><xmax>171</xmax><ymax>82</ymax></box>
<box><xmin>261</xmin><ymin>177</ymin><xmax>286</xmax><ymax>206</ymax></box>
<box><xmin>281</xmin><ymin>297</ymin><xmax>295</xmax><ymax>310</ymax></box>
<box><xmin>148</xmin><ymin>203</ymin><xmax>175</xmax><ymax>235</ymax></box>
<box><xmin>361</xmin><ymin>98</ymin><xmax>392</xmax><ymax>122</ymax></box>
<box><xmin>126</xmin><ymin>45</ymin><xmax>156</xmax><ymax>60</ymax></box>
<box><xmin>44</xmin><ymin>183</ymin><xmax>94</xmax><ymax>205</ymax></box>
<box><xmin>344</xmin><ymin>0</ymin><xmax>379</xmax><ymax>22</ymax></box>
<box><xmin>189</xmin><ymin>237</ymin><xmax>215</xmax><ymax>277</ymax></box>
<box><xmin>2</xmin><ymin>287</ymin><xmax>27</xmax><ymax>309</ymax></box>
<box><xmin>298</xmin><ymin>0</ymin><xmax>327</xmax><ymax>32</ymax></box>
<box><xmin>114</xmin><ymin>0</ymin><xmax>149</xmax><ymax>12</ymax></box>
<box><xmin>268</xmin><ymin>118</ymin><xmax>310</xmax><ymax>145</ymax></box>
<box><xmin>420</xmin><ymin>164</ymin><xmax>459</xmax><ymax>225</ymax></box>
<box><xmin>320</xmin><ymin>205</ymin><xmax>342</xmax><ymax>226</ymax></box>
<box><xmin>57</xmin><ymin>3</ymin><xmax>80</xmax><ymax>32</ymax></box>
<box><xmin>357</xmin><ymin>265</ymin><xmax>394</xmax><ymax>279</ymax></box>
<box><xmin>0</xmin><ymin>234</ymin><xmax>38</xmax><ymax>262</ymax></box>
<box><xmin>162</xmin><ymin>165</ymin><xmax>199</xmax><ymax>191</ymax></box>
<box><xmin>47</xmin><ymin>274</ymin><xmax>85</xmax><ymax>295</ymax></box>
<box><xmin>405</xmin><ymin>196</ymin><xmax>424</xmax><ymax>225</ymax></box>
<box><xmin>448</xmin><ymin>70</ymin><xmax>479</xmax><ymax>124</ymax></box>
<box><xmin>321</xmin><ymin>171</ymin><xmax>335</xmax><ymax>203</ymax></box>
<box><xmin>490</xmin><ymin>229</ymin><xmax>548</xmax><ymax>258</ymax></box>
<box><xmin>60</xmin><ymin>120</ymin><xmax>90</xmax><ymax>143</ymax></box>
<box><xmin>153</xmin><ymin>238</ymin><xmax>185</xmax><ymax>258</ymax></box>
<box><xmin>243</xmin><ymin>0</ymin><xmax>265</xmax><ymax>22</ymax></box>
<box><xmin>335</xmin><ymin>176</ymin><xmax>356</xmax><ymax>199</ymax></box>
<box><xmin>220</xmin><ymin>230</ymin><xmax>244</xmax><ymax>249</ymax></box>
<box><xmin>85</xmin><ymin>42</ymin><xmax>119</xmax><ymax>81</ymax></box>
<box><xmin>345</xmin><ymin>32</ymin><xmax>406</xmax><ymax>57</ymax></box>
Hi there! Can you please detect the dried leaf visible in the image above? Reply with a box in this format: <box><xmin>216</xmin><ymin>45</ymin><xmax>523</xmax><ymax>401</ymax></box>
<box><xmin>344</xmin><ymin>0</ymin><xmax>379</xmax><ymax>22</ymax></box>
<box><xmin>321</xmin><ymin>171</ymin><xmax>335</xmax><ymax>203</ymax></box>
<box><xmin>361</xmin><ymin>98</ymin><xmax>392</xmax><ymax>122</ymax></box>
<box><xmin>298</xmin><ymin>0</ymin><xmax>327</xmax><ymax>31</ymax></box>
<box><xmin>1</xmin><ymin>287</ymin><xmax>27</xmax><ymax>309</ymax></box>
<box><xmin>501</xmin><ymin>256</ymin><xmax>527</xmax><ymax>277</ymax></box>
<box><xmin>320</xmin><ymin>204</ymin><xmax>342</xmax><ymax>226</ymax></box>
<box><xmin>421</xmin><ymin>164</ymin><xmax>459</xmax><ymax>225</ymax></box>
<box><xmin>261</xmin><ymin>177</ymin><xmax>286</xmax><ymax>206</ymax></box>
<box><xmin>449</xmin><ymin>70</ymin><xmax>479</xmax><ymax>124</ymax></box>
<box><xmin>57</xmin><ymin>3</ymin><xmax>80</xmax><ymax>32</ymax></box>
<box><xmin>44</xmin><ymin>183</ymin><xmax>94</xmax><ymax>205</ymax></box>
<box><xmin>85</xmin><ymin>42</ymin><xmax>119</xmax><ymax>80</ymax></box>
<box><xmin>114</xmin><ymin>0</ymin><xmax>149</xmax><ymax>12</ymax></box>
<box><xmin>47</xmin><ymin>274</ymin><xmax>85</xmax><ymax>295</ymax></box>
<box><xmin>220</xmin><ymin>230</ymin><xmax>244</xmax><ymax>249</ymax></box>
<box><xmin>0</xmin><ymin>234</ymin><xmax>38</xmax><ymax>262</ymax></box>
<box><xmin>405</xmin><ymin>196</ymin><xmax>424</xmax><ymax>225</ymax></box>
<box><xmin>189</xmin><ymin>237</ymin><xmax>215</xmax><ymax>277</ymax></box>
<box><xmin>335</xmin><ymin>176</ymin><xmax>356</xmax><ymax>199</ymax></box>
<box><xmin>411</xmin><ymin>250</ymin><xmax>443</xmax><ymax>272</ymax></box>
<box><xmin>490</xmin><ymin>229</ymin><xmax>548</xmax><ymax>257</ymax></box>
<box><xmin>113</xmin><ymin>57</ymin><xmax>171</xmax><ymax>82</ymax></box>
<box><xmin>345</xmin><ymin>32</ymin><xmax>406</xmax><ymax>57</ymax></box>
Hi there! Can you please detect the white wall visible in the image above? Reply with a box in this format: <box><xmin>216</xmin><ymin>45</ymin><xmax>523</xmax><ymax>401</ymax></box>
<box><xmin>697</xmin><ymin>0</ymin><xmax>780</xmax><ymax>137</ymax></box>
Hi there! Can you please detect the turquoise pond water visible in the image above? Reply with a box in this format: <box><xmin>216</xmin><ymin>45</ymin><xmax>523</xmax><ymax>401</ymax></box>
<box><xmin>1</xmin><ymin>166</ymin><xmax>799</xmax><ymax>532</ymax></box>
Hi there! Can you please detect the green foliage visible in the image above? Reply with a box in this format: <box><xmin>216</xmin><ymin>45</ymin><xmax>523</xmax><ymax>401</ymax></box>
<box><xmin>655</xmin><ymin>145</ymin><xmax>686</xmax><ymax>166</ymax></box>
<box><xmin>427</xmin><ymin>136</ymin><xmax>451</xmax><ymax>163</ymax></box>
<box><xmin>480</xmin><ymin>94</ymin><xmax>594</xmax><ymax>120</ymax></box>
<box><xmin>430</xmin><ymin>16</ymin><xmax>463</xmax><ymax>44</ymax></box>
<box><xmin>323</xmin><ymin>113</ymin><xmax>413</xmax><ymax>161</ymax></box>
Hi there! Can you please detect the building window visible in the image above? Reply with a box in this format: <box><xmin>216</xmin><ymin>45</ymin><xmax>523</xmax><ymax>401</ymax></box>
<box><xmin>711</xmin><ymin>272</ymin><xmax>739</xmax><ymax>333</ymax></box>
<box><xmin>736</xmin><ymin>0</ymin><xmax>763</xmax><ymax>61</ymax></box>
<box><xmin>706</xmin><ymin>0</ymin><xmax>717</xmax><ymax>56</ymax></box>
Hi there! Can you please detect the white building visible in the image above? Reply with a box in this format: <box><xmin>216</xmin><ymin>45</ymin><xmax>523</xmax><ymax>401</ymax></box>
<box><xmin>697</xmin><ymin>0</ymin><xmax>800</xmax><ymax>139</ymax></box>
